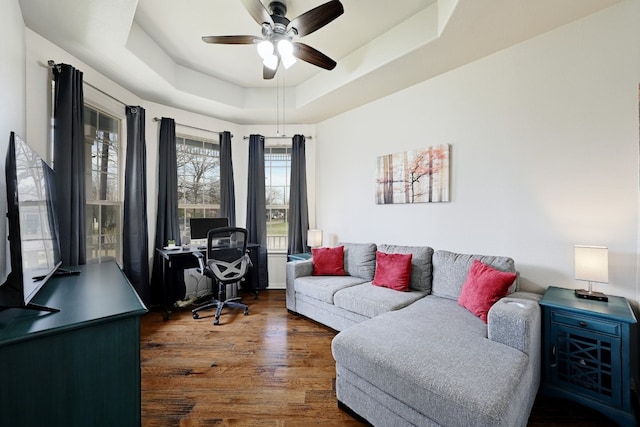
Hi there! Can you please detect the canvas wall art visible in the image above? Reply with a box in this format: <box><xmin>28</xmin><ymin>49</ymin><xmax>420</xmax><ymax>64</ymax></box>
<box><xmin>376</xmin><ymin>144</ymin><xmax>450</xmax><ymax>204</ymax></box>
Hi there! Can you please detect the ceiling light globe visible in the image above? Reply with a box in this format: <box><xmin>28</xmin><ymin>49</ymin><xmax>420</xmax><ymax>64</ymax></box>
<box><xmin>277</xmin><ymin>39</ymin><xmax>294</xmax><ymax>56</ymax></box>
<box><xmin>263</xmin><ymin>54</ymin><xmax>278</xmax><ymax>70</ymax></box>
<box><xmin>257</xmin><ymin>40</ymin><xmax>274</xmax><ymax>59</ymax></box>
<box><xmin>281</xmin><ymin>54</ymin><xmax>296</xmax><ymax>69</ymax></box>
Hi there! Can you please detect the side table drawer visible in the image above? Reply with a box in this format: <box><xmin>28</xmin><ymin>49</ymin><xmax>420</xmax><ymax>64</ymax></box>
<box><xmin>551</xmin><ymin>310</ymin><xmax>620</xmax><ymax>337</ymax></box>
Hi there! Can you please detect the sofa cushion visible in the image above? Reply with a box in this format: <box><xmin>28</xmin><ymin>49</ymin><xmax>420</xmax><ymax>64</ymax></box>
<box><xmin>312</xmin><ymin>246</ymin><xmax>347</xmax><ymax>276</ymax></box>
<box><xmin>377</xmin><ymin>244</ymin><xmax>434</xmax><ymax>292</ymax></box>
<box><xmin>372</xmin><ymin>251</ymin><xmax>412</xmax><ymax>291</ymax></box>
<box><xmin>458</xmin><ymin>259</ymin><xmax>517</xmax><ymax>322</ymax></box>
<box><xmin>431</xmin><ymin>250</ymin><xmax>516</xmax><ymax>300</ymax></box>
<box><xmin>334</xmin><ymin>282</ymin><xmax>427</xmax><ymax>318</ymax></box>
<box><xmin>294</xmin><ymin>275</ymin><xmax>367</xmax><ymax>304</ymax></box>
<box><xmin>341</xmin><ymin>243</ymin><xmax>377</xmax><ymax>281</ymax></box>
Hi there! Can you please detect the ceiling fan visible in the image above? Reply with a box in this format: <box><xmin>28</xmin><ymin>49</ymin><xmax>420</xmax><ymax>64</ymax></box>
<box><xmin>202</xmin><ymin>0</ymin><xmax>344</xmax><ymax>79</ymax></box>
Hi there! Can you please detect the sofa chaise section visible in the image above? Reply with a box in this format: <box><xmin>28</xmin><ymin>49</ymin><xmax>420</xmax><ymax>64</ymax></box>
<box><xmin>331</xmin><ymin>249</ymin><xmax>542</xmax><ymax>427</ymax></box>
<box><xmin>332</xmin><ymin>294</ymin><xmax>541</xmax><ymax>427</ymax></box>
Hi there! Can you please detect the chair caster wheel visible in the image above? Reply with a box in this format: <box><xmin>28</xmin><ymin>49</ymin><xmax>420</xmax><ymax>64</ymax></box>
<box><xmin>192</xmin><ymin>312</ymin><xmax>199</xmax><ymax>319</ymax></box>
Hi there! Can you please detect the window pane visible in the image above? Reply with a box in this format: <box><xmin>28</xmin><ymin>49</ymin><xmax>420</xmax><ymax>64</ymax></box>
<box><xmin>265</xmin><ymin>144</ymin><xmax>291</xmax><ymax>251</ymax></box>
<box><xmin>84</xmin><ymin>105</ymin><xmax>122</xmax><ymax>264</ymax></box>
<box><xmin>176</xmin><ymin>135</ymin><xmax>221</xmax><ymax>243</ymax></box>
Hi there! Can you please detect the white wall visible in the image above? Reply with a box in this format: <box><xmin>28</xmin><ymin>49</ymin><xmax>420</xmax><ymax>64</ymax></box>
<box><xmin>0</xmin><ymin>0</ymin><xmax>27</xmax><ymax>283</ymax></box>
<box><xmin>316</xmin><ymin>1</ymin><xmax>640</xmax><ymax>303</ymax></box>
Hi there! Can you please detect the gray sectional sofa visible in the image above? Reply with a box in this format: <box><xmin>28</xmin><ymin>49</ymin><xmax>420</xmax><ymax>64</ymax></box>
<box><xmin>286</xmin><ymin>242</ymin><xmax>542</xmax><ymax>427</ymax></box>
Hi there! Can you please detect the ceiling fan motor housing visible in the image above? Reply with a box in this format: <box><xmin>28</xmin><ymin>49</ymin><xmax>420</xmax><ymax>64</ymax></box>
<box><xmin>269</xmin><ymin>1</ymin><xmax>290</xmax><ymax>35</ymax></box>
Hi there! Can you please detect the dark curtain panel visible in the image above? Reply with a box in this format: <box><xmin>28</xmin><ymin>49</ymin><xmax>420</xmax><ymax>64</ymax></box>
<box><xmin>150</xmin><ymin>118</ymin><xmax>185</xmax><ymax>304</ymax></box>
<box><xmin>53</xmin><ymin>63</ymin><xmax>86</xmax><ymax>266</ymax></box>
<box><xmin>219</xmin><ymin>131</ymin><xmax>236</xmax><ymax>227</ymax></box>
<box><xmin>287</xmin><ymin>135</ymin><xmax>309</xmax><ymax>255</ymax></box>
<box><xmin>123</xmin><ymin>106</ymin><xmax>150</xmax><ymax>302</ymax></box>
<box><xmin>246</xmin><ymin>134</ymin><xmax>269</xmax><ymax>286</ymax></box>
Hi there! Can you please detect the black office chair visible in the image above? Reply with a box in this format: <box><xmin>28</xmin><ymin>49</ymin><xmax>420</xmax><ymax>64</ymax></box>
<box><xmin>192</xmin><ymin>227</ymin><xmax>251</xmax><ymax>325</ymax></box>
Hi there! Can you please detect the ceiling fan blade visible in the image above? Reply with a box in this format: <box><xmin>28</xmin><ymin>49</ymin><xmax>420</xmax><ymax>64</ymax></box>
<box><xmin>288</xmin><ymin>0</ymin><xmax>344</xmax><ymax>37</ymax></box>
<box><xmin>202</xmin><ymin>35</ymin><xmax>257</xmax><ymax>44</ymax></box>
<box><xmin>263</xmin><ymin>58</ymin><xmax>279</xmax><ymax>80</ymax></box>
<box><xmin>293</xmin><ymin>42</ymin><xmax>336</xmax><ymax>70</ymax></box>
<box><xmin>240</xmin><ymin>0</ymin><xmax>274</xmax><ymax>26</ymax></box>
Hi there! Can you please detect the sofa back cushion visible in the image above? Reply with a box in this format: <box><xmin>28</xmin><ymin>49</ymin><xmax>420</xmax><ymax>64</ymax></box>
<box><xmin>377</xmin><ymin>244</ymin><xmax>434</xmax><ymax>292</ymax></box>
<box><xmin>431</xmin><ymin>250</ymin><xmax>516</xmax><ymax>300</ymax></box>
<box><xmin>340</xmin><ymin>243</ymin><xmax>377</xmax><ymax>281</ymax></box>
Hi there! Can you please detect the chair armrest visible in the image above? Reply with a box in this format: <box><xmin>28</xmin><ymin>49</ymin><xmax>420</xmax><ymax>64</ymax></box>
<box><xmin>487</xmin><ymin>292</ymin><xmax>541</xmax><ymax>356</ymax></box>
<box><xmin>285</xmin><ymin>259</ymin><xmax>313</xmax><ymax>312</ymax></box>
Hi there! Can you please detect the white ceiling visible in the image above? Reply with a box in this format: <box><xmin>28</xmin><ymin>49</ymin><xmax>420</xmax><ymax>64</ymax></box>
<box><xmin>19</xmin><ymin>0</ymin><xmax>620</xmax><ymax>125</ymax></box>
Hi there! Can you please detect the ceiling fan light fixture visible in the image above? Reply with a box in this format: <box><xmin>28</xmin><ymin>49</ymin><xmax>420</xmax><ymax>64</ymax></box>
<box><xmin>263</xmin><ymin>54</ymin><xmax>279</xmax><ymax>70</ymax></box>
<box><xmin>281</xmin><ymin>53</ymin><xmax>296</xmax><ymax>69</ymax></box>
<box><xmin>277</xmin><ymin>39</ymin><xmax>293</xmax><ymax>56</ymax></box>
<box><xmin>257</xmin><ymin>40</ymin><xmax>274</xmax><ymax>60</ymax></box>
<box><xmin>277</xmin><ymin>39</ymin><xmax>296</xmax><ymax>69</ymax></box>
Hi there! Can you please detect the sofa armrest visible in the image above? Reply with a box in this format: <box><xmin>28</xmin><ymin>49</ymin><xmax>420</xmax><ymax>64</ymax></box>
<box><xmin>286</xmin><ymin>260</ymin><xmax>313</xmax><ymax>312</ymax></box>
<box><xmin>487</xmin><ymin>292</ymin><xmax>541</xmax><ymax>357</ymax></box>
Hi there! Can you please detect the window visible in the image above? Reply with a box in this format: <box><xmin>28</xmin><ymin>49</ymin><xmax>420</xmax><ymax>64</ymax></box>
<box><xmin>265</xmin><ymin>144</ymin><xmax>291</xmax><ymax>251</ymax></box>
<box><xmin>84</xmin><ymin>105</ymin><xmax>122</xmax><ymax>264</ymax></box>
<box><xmin>176</xmin><ymin>135</ymin><xmax>221</xmax><ymax>241</ymax></box>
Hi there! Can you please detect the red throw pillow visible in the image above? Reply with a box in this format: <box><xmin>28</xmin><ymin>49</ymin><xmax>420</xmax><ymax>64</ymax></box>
<box><xmin>458</xmin><ymin>259</ymin><xmax>517</xmax><ymax>323</ymax></box>
<box><xmin>312</xmin><ymin>246</ymin><xmax>347</xmax><ymax>276</ymax></box>
<box><xmin>372</xmin><ymin>251</ymin><xmax>413</xmax><ymax>291</ymax></box>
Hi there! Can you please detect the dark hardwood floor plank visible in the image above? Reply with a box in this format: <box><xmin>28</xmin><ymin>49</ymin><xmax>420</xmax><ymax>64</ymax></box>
<box><xmin>140</xmin><ymin>289</ymin><xmax>621</xmax><ymax>426</ymax></box>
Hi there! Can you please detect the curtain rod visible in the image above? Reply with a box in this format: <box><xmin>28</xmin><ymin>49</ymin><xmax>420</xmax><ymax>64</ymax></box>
<box><xmin>48</xmin><ymin>60</ymin><xmax>128</xmax><ymax>107</ymax></box>
<box><xmin>152</xmin><ymin>117</ymin><xmax>232</xmax><ymax>137</ymax></box>
<box><xmin>243</xmin><ymin>135</ymin><xmax>313</xmax><ymax>140</ymax></box>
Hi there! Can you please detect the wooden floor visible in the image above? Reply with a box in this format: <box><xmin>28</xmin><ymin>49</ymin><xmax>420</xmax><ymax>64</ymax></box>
<box><xmin>140</xmin><ymin>290</ymin><xmax>620</xmax><ymax>426</ymax></box>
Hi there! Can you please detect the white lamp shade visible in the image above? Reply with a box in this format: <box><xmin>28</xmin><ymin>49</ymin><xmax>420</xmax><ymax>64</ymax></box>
<box><xmin>262</xmin><ymin>54</ymin><xmax>278</xmax><ymax>70</ymax></box>
<box><xmin>574</xmin><ymin>245</ymin><xmax>608</xmax><ymax>283</ymax></box>
<box><xmin>277</xmin><ymin>39</ymin><xmax>296</xmax><ymax>69</ymax></box>
<box><xmin>281</xmin><ymin>53</ymin><xmax>296</xmax><ymax>69</ymax></box>
<box><xmin>277</xmin><ymin>39</ymin><xmax>293</xmax><ymax>56</ymax></box>
<box><xmin>257</xmin><ymin>40</ymin><xmax>274</xmax><ymax>59</ymax></box>
<box><xmin>307</xmin><ymin>229</ymin><xmax>323</xmax><ymax>248</ymax></box>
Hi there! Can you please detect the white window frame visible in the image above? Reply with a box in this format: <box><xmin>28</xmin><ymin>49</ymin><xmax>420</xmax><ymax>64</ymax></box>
<box><xmin>264</xmin><ymin>142</ymin><xmax>291</xmax><ymax>253</ymax></box>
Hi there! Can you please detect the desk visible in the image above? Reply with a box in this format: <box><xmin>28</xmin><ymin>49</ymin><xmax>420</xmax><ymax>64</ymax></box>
<box><xmin>156</xmin><ymin>244</ymin><xmax>267</xmax><ymax>320</ymax></box>
<box><xmin>0</xmin><ymin>262</ymin><xmax>148</xmax><ymax>427</ymax></box>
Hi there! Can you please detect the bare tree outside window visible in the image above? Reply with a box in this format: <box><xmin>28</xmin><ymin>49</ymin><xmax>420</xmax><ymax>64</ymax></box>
<box><xmin>84</xmin><ymin>105</ymin><xmax>122</xmax><ymax>264</ymax></box>
<box><xmin>176</xmin><ymin>136</ymin><xmax>221</xmax><ymax>241</ymax></box>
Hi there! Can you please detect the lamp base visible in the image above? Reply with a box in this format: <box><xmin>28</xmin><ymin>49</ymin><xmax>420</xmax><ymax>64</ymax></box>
<box><xmin>574</xmin><ymin>289</ymin><xmax>608</xmax><ymax>302</ymax></box>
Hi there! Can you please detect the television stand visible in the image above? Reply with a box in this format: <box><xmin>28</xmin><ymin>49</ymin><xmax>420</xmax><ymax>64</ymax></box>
<box><xmin>0</xmin><ymin>262</ymin><xmax>148</xmax><ymax>426</ymax></box>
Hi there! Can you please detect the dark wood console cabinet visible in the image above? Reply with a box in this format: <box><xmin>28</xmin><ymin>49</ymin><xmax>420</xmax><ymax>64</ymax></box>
<box><xmin>0</xmin><ymin>262</ymin><xmax>147</xmax><ymax>427</ymax></box>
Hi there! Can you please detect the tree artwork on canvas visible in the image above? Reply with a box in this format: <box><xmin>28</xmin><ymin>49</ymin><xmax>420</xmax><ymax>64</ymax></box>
<box><xmin>375</xmin><ymin>144</ymin><xmax>450</xmax><ymax>204</ymax></box>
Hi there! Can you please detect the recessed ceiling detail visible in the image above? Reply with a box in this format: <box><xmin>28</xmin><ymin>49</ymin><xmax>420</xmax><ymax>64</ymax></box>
<box><xmin>19</xmin><ymin>0</ymin><xmax>621</xmax><ymax>124</ymax></box>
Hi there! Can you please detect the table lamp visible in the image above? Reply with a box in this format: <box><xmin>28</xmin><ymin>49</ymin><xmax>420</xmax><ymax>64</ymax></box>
<box><xmin>574</xmin><ymin>245</ymin><xmax>609</xmax><ymax>302</ymax></box>
<box><xmin>307</xmin><ymin>229</ymin><xmax>323</xmax><ymax>249</ymax></box>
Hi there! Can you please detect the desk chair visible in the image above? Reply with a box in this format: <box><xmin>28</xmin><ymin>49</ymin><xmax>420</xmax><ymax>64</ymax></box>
<box><xmin>191</xmin><ymin>227</ymin><xmax>251</xmax><ymax>325</ymax></box>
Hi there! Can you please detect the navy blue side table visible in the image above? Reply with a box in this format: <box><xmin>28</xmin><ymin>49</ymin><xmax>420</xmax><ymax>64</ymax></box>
<box><xmin>540</xmin><ymin>286</ymin><xmax>637</xmax><ymax>426</ymax></box>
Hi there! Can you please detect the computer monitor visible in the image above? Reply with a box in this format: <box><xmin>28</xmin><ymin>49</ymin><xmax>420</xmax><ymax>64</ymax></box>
<box><xmin>189</xmin><ymin>217</ymin><xmax>229</xmax><ymax>240</ymax></box>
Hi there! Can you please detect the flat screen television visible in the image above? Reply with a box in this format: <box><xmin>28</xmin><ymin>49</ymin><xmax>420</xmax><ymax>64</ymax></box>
<box><xmin>189</xmin><ymin>217</ymin><xmax>229</xmax><ymax>240</ymax></box>
<box><xmin>0</xmin><ymin>132</ymin><xmax>62</xmax><ymax>312</ymax></box>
